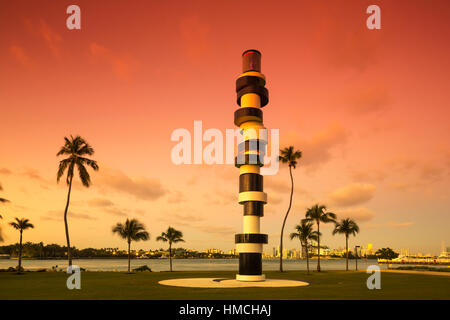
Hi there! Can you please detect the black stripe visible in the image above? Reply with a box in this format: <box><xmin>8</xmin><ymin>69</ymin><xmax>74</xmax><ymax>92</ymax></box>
<box><xmin>235</xmin><ymin>154</ymin><xmax>264</xmax><ymax>168</ymax></box>
<box><xmin>239</xmin><ymin>253</ymin><xmax>262</xmax><ymax>275</ymax></box>
<box><xmin>239</xmin><ymin>173</ymin><xmax>263</xmax><ymax>192</ymax></box>
<box><xmin>234</xmin><ymin>107</ymin><xmax>263</xmax><ymax>127</ymax></box>
<box><xmin>237</xmin><ymin>85</ymin><xmax>269</xmax><ymax>107</ymax></box>
<box><xmin>237</xmin><ymin>139</ymin><xmax>267</xmax><ymax>155</ymax></box>
<box><xmin>243</xmin><ymin>201</ymin><xmax>264</xmax><ymax>217</ymax></box>
<box><xmin>235</xmin><ymin>233</ymin><xmax>268</xmax><ymax>244</ymax></box>
<box><xmin>236</xmin><ymin>76</ymin><xmax>266</xmax><ymax>92</ymax></box>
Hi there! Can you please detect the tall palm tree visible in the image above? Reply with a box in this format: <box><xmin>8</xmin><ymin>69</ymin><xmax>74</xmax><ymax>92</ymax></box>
<box><xmin>0</xmin><ymin>183</ymin><xmax>9</xmax><ymax>243</ymax></box>
<box><xmin>157</xmin><ymin>227</ymin><xmax>185</xmax><ymax>272</ymax></box>
<box><xmin>9</xmin><ymin>218</ymin><xmax>34</xmax><ymax>273</ymax></box>
<box><xmin>289</xmin><ymin>220</ymin><xmax>320</xmax><ymax>274</ymax></box>
<box><xmin>57</xmin><ymin>135</ymin><xmax>99</xmax><ymax>267</ymax></box>
<box><xmin>333</xmin><ymin>218</ymin><xmax>360</xmax><ymax>271</ymax></box>
<box><xmin>0</xmin><ymin>214</ymin><xmax>3</xmax><ymax>243</ymax></box>
<box><xmin>112</xmin><ymin>219</ymin><xmax>149</xmax><ymax>273</ymax></box>
<box><xmin>278</xmin><ymin>146</ymin><xmax>302</xmax><ymax>272</ymax></box>
<box><xmin>304</xmin><ymin>204</ymin><xmax>336</xmax><ymax>272</ymax></box>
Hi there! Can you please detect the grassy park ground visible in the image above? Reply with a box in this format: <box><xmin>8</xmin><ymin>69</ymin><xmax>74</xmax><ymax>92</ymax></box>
<box><xmin>0</xmin><ymin>270</ymin><xmax>449</xmax><ymax>300</ymax></box>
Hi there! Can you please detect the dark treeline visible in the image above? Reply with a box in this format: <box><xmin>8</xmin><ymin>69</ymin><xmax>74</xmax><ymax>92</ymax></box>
<box><xmin>0</xmin><ymin>242</ymin><xmax>237</xmax><ymax>259</ymax></box>
<box><xmin>0</xmin><ymin>242</ymin><xmax>127</xmax><ymax>259</ymax></box>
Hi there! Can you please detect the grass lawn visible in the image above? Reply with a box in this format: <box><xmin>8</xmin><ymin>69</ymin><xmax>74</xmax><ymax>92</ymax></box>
<box><xmin>0</xmin><ymin>270</ymin><xmax>449</xmax><ymax>300</ymax></box>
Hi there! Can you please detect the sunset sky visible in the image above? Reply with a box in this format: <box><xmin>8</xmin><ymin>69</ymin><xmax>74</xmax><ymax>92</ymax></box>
<box><xmin>0</xmin><ymin>0</ymin><xmax>449</xmax><ymax>255</ymax></box>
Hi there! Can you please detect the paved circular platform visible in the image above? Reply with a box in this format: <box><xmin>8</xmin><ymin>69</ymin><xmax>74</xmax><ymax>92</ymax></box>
<box><xmin>158</xmin><ymin>278</ymin><xmax>309</xmax><ymax>288</ymax></box>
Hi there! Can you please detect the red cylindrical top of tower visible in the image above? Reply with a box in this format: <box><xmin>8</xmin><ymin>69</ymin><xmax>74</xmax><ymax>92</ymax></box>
<box><xmin>242</xmin><ymin>49</ymin><xmax>261</xmax><ymax>73</ymax></box>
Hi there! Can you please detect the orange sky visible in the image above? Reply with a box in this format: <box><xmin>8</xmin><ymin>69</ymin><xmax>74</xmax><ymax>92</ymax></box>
<box><xmin>0</xmin><ymin>0</ymin><xmax>449</xmax><ymax>254</ymax></box>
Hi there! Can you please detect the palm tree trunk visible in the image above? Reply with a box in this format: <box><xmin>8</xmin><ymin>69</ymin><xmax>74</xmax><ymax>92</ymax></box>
<box><xmin>127</xmin><ymin>240</ymin><xmax>131</xmax><ymax>273</ymax></box>
<box><xmin>317</xmin><ymin>222</ymin><xmax>321</xmax><ymax>272</ymax></box>
<box><xmin>63</xmin><ymin>174</ymin><xmax>74</xmax><ymax>267</ymax></box>
<box><xmin>18</xmin><ymin>230</ymin><xmax>23</xmax><ymax>273</ymax></box>
<box><xmin>305</xmin><ymin>243</ymin><xmax>310</xmax><ymax>274</ymax></box>
<box><xmin>169</xmin><ymin>243</ymin><xmax>172</xmax><ymax>272</ymax></box>
<box><xmin>345</xmin><ymin>235</ymin><xmax>349</xmax><ymax>271</ymax></box>
<box><xmin>280</xmin><ymin>165</ymin><xmax>294</xmax><ymax>272</ymax></box>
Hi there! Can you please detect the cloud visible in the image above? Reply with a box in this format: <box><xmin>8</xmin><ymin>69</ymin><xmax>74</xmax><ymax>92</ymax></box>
<box><xmin>135</xmin><ymin>209</ymin><xmax>146</xmax><ymax>216</ymax></box>
<box><xmin>9</xmin><ymin>45</ymin><xmax>31</xmax><ymax>67</ymax></box>
<box><xmin>386</xmin><ymin>221</ymin><xmax>415</xmax><ymax>229</ymax></box>
<box><xmin>389</xmin><ymin>182</ymin><xmax>414</xmax><ymax>192</ymax></box>
<box><xmin>104</xmin><ymin>207</ymin><xmax>128</xmax><ymax>217</ymax></box>
<box><xmin>159</xmin><ymin>212</ymin><xmax>205</xmax><ymax>224</ymax></box>
<box><xmin>98</xmin><ymin>168</ymin><xmax>166</xmax><ymax>201</ymax></box>
<box><xmin>38</xmin><ymin>20</ymin><xmax>62</xmax><ymax>58</ymax></box>
<box><xmin>157</xmin><ymin>211</ymin><xmax>233</xmax><ymax>235</ymax></box>
<box><xmin>22</xmin><ymin>168</ymin><xmax>46</xmax><ymax>182</ymax></box>
<box><xmin>265</xmin><ymin>176</ymin><xmax>291</xmax><ymax>193</ymax></box>
<box><xmin>179</xmin><ymin>16</ymin><xmax>211</xmax><ymax>62</ymax></box>
<box><xmin>335</xmin><ymin>207</ymin><xmax>375</xmax><ymax>222</ymax></box>
<box><xmin>329</xmin><ymin>183</ymin><xmax>376</xmax><ymax>207</ymax></box>
<box><xmin>168</xmin><ymin>191</ymin><xmax>186</xmax><ymax>204</ymax></box>
<box><xmin>269</xmin><ymin>193</ymin><xmax>283</xmax><ymax>205</ymax></box>
<box><xmin>193</xmin><ymin>224</ymin><xmax>236</xmax><ymax>236</ymax></box>
<box><xmin>347</xmin><ymin>85</ymin><xmax>390</xmax><ymax>115</ymax></box>
<box><xmin>0</xmin><ymin>168</ymin><xmax>11</xmax><ymax>175</ymax></box>
<box><xmin>350</xmin><ymin>168</ymin><xmax>386</xmax><ymax>182</ymax></box>
<box><xmin>87</xmin><ymin>198</ymin><xmax>114</xmax><ymax>207</ymax></box>
<box><xmin>89</xmin><ymin>43</ymin><xmax>137</xmax><ymax>80</ymax></box>
<box><xmin>42</xmin><ymin>210</ymin><xmax>96</xmax><ymax>221</ymax></box>
<box><xmin>420</xmin><ymin>164</ymin><xmax>445</xmax><ymax>182</ymax></box>
<box><xmin>206</xmin><ymin>189</ymin><xmax>236</xmax><ymax>205</ymax></box>
<box><xmin>367</xmin><ymin>221</ymin><xmax>415</xmax><ymax>230</ymax></box>
<box><xmin>285</xmin><ymin>123</ymin><xmax>348</xmax><ymax>171</ymax></box>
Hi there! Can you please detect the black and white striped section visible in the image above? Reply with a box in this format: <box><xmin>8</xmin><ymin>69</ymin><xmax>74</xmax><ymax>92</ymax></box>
<box><xmin>235</xmin><ymin>49</ymin><xmax>268</xmax><ymax>282</ymax></box>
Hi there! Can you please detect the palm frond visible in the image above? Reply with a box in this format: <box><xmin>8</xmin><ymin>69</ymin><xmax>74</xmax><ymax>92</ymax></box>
<box><xmin>112</xmin><ymin>219</ymin><xmax>150</xmax><ymax>242</ymax></box>
<box><xmin>76</xmin><ymin>162</ymin><xmax>91</xmax><ymax>187</ymax></box>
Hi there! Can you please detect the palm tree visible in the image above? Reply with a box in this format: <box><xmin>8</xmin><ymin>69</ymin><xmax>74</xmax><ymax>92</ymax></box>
<box><xmin>304</xmin><ymin>204</ymin><xmax>336</xmax><ymax>272</ymax></box>
<box><xmin>112</xmin><ymin>219</ymin><xmax>149</xmax><ymax>273</ymax></box>
<box><xmin>333</xmin><ymin>218</ymin><xmax>360</xmax><ymax>271</ymax></box>
<box><xmin>0</xmin><ymin>214</ymin><xmax>3</xmax><ymax>243</ymax></box>
<box><xmin>57</xmin><ymin>135</ymin><xmax>99</xmax><ymax>267</ymax></box>
<box><xmin>289</xmin><ymin>220</ymin><xmax>320</xmax><ymax>274</ymax></box>
<box><xmin>9</xmin><ymin>218</ymin><xmax>34</xmax><ymax>273</ymax></box>
<box><xmin>0</xmin><ymin>183</ymin><xmax>10</xmax><ymax>243</ymax></box>
<box><xmin>156</xmin><ymin>227</ymin><xmax>185</xmax><ymax>272</ymax></box>
<box><xmin>278</xmin><ymin>146</ymin><xmax>302</xmax><ymax>272</ymax></box>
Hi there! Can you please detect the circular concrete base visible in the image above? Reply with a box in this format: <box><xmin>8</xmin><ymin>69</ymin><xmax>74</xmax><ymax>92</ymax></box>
<box><xmin>158</xmin><ymin>278</ymin><xmax>309</xmax><ymax>288</ymax></box>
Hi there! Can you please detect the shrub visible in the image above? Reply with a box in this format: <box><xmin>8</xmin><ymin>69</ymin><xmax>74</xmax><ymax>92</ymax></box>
<box><xmin>132</xmin><ymin>265</ymin><xmax>152</xmax><ymax>272</ymax></box>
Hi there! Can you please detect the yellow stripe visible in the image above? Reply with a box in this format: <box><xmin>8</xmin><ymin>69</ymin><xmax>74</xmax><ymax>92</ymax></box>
<box><xmin>237</xmin><ymin>71</ymin><xmax>266</xmax><ymax>81</ymax></box>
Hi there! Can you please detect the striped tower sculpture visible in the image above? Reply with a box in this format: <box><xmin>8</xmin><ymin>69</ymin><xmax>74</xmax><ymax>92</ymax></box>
<box><xmin>234</xmin><ymin>49</ymin><xmax>269</xmax><ymax>282</ymax></box>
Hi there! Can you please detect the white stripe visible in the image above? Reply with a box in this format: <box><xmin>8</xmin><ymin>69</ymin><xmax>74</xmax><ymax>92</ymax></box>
<box><xmin>243</xmin><ymin>216</ymin><xmax>260</xmax><ymax>233</ymax></box>
<box><xmin>236</xmin><ymin>243</ymin><xmax>263</xmax><ymax>253</ymax></box>
<box><xmin>238</xmin><ymin>191</ymin><xmax>267</xmax><ymax>204</ymax></box>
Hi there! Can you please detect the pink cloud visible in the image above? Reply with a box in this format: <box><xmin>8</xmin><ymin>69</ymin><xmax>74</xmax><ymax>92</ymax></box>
<box><xmin>329</xmin><ymin>183</ymin><xmax>376</xmax><ymax>207</ymax></box>
<box><xmin>38</xmin><ymin>20</ymin><xmax>62</xmax><ymax>58</ymax></box>
<box><xmin>335</xmin><ymin>207</ymin><xmax>376</xmax><ymax>222</ymax></box>
<box><xmin>284</xmin><ymin>123</ymin><xmax>349</xmax><ymax>171</ymax></box>
<box><xmin>89</xmin><ymin>42</ymin><xmax>137</xmax><ymax>80</ymax></box>
<box><xmin>9</xmin><ymin>45</ymin><xmax>31</xmax><ymax>66</ymax></box>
